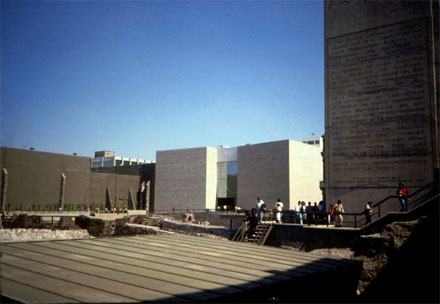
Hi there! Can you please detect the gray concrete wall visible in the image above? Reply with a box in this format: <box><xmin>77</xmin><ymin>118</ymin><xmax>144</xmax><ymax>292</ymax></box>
<box><xmin>155</xmin><ymin>147</ymin><xmax>216</xmax><ymax>211</ymax></box>
<box><xmin>0</xmin><ymin>147</ymin><xmax>140</xmax><ymax>210</ymax></box>
<box><xmin>324</xmin><ymin>0</ymin><xmax>439</xmax><ymax>213</ymax></box>
<box><xmin>237</xmin><ymin>140</ymin><xmax>290</xmax><ymax>211</ymax></box>
<box><xmin>91</xmin><ymin>163</ymin><xmax>156</xmax><ymax>210</ymax></box>
<box><xmin>0</xmin><ymin>147</ymin><xmax>91</xmax><ymax>208</ymax></box>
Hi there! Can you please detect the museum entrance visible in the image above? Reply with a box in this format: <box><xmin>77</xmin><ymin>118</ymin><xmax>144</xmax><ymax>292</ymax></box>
<box><xmin>217</xmin><ymin>198</ymin><xmax>236</xmax><ymax>211</ymax></box>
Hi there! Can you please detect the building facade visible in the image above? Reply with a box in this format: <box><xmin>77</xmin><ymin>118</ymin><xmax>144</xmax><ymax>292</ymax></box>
<box><xmin>0</xmin><ymin>147</ymin><xmax>142</xmax><ymax>211</ymax></box>
<box><xmin>154</xmin><ymin>140</ymin><xmax>323</xmax><ymax>211</ymax></box>
<box><xmin>92</xmin><ymin>151</ymin><xmax>153</xmax><ymax>169</ymax></box>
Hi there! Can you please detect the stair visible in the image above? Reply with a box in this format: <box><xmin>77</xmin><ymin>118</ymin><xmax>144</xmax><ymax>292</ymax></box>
<box><xmin>246</xmin><ymin>223</ymin><xmax>273</xmax><ymax>245</ymax></box>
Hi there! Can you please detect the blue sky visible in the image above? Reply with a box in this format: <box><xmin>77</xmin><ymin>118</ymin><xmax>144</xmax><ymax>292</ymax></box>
<box><xmin>1</xmin><ymin>0</ymin><xmax>324</xmax><ymax>161</ymax></box>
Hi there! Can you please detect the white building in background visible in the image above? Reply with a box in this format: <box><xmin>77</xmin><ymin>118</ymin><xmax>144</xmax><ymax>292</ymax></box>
<box><xmin>302</xmin><ymin>137</ymin><xmax>324</xmax><ymax>150</ymax></box>
<box><xmin>154</xmin><ymin>139</ymin><xmax>323</xmax><ymax>211</ymax></box>
<box><xmin>91</xmin><ymin>151</ymin><xmax>153</xmax><ymax>168</ymax></box>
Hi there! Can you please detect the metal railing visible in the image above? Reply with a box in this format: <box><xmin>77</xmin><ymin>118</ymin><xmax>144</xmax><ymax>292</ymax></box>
<box><xmin>231</xmin><ymin>222</ymin><xmax>248</xmax><ymax>242</ymax></box>
<box><xmin>153</xmin><ymin>208</ymin><xmax>247</xmax><ymax>215</ymax></box>
<box><xmin>279</xmin><ymin>182</ymin><xmax>436</xmax><ymax>229</ymax></box>
<box><xmin>353</xmin><ymin>181</ymin><xmax>435</xmax><ymax>228</ymax></box>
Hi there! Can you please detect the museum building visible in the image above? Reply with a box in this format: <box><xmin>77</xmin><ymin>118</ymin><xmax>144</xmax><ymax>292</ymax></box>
<box><xmin>154</xmin><ymin>139</ymin><xmax>323</xmax><ymax>212</ymax></box>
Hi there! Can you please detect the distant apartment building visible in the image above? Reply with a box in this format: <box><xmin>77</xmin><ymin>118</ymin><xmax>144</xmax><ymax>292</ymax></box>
<box><xmin>91</xmin><ymin>151</ymin><xmax>153</xmax><ymax>168</ymax></box>
<box><xmin>154</xmin><ymin>139</ymin><xmax>323</xmax><ymax>211</ymax></box>
<box><xmin>302</xmin><ymin>137</ymin><xmax>323</xmax><ymax>150</ymax></box>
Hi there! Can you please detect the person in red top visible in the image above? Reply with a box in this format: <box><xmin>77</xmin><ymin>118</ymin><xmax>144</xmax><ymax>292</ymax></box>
<box><xmin>397</xmin><ymin>182</ymin><xmax>410</xmax><ymax>212</ymax></box>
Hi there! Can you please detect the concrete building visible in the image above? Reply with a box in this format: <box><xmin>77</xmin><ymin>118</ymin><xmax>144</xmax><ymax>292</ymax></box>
<box><xmin>302</xmin><ymin>137</ymin><xmax>324</xmax><ymax>150</ymax></box>
<box><xmin>0</xmin><ymin>147</ymin><xmax>143</xmax><ymax>211</ymax></box>
<box><xmin>154</xmin><ymin>147</ymin><xmax>218</xmax><ymax>211</ymax></box>
<box><xmin>154</xmin><ymin>139</ymin><xmax>323</xmax><ymax>211</ymax></box>
<box><xmin>91</xmin><ymin>151</ymin><xmax>153</xmax><ymax>169</ymax></box>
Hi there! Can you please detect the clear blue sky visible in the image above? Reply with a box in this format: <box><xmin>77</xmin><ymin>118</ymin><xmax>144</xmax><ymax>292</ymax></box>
<box><xmin>1</xmin><ymin>0</ymin><xmax>324</xmax><ymax>161</ymax></box>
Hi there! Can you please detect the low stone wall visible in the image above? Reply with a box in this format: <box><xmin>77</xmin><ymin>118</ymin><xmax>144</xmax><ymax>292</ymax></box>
<box><xmin>223</xmin><ymin>222</ymin><xmax>361</xmax><ymax>253</ymax></box>
<box><xmin>265</xmin><ymin>224</ymin><xmax>359</xmax><ymax>250</ymax></box>
<box><xmin>75</xmin><ymin>215</ymin><xmax>113</xmax><ymax>237</ymax></box>
<box><xmin>114</xmin><ymin>224</ymin><xmax>171</xmax><ymax>236</ymax></box>
<box><xmin>0</xmin><ymin>229</ymin><xmax>90</xmax><ymax>243</ymax></box>
<box><xmin>155</xmin><ymin>211</ymin><xmax>245</xmax><ymax>229</ymax></box>
<box><xmin>161</xmin><ymin>219</ymin><xmax>233</xmax><ymax>239</ymax></box>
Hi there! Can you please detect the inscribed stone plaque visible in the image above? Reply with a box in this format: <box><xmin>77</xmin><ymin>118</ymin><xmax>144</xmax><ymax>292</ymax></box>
<box><xmin>327</xmin><ymin>18</ymin><xmax>433</xmax><ymax>187</ymax></box>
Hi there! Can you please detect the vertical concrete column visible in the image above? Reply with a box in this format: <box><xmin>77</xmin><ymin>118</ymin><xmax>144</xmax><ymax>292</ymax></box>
<box><xmin>1</xmin><ymin>168</ymin><xmax>8</xmax><ymax>211</ymax></box>
<box><xmin>106</xmin><ymin>187</ymin><xmax>113</xmax><ymax>211</ymax></box>
<box><xmin>146</xmin><ymin>181</ymin><xmax>151</xmax><ymax>213</ymax></box>
<box><xmin>59</xmin><ymin>173</ymin><xmax>66</xmax><ymax>211</ymax></box>
<box><xmin>129</xmin><ymin>188</ymin><xmax>136</xmax><ymax>210</ymax></box>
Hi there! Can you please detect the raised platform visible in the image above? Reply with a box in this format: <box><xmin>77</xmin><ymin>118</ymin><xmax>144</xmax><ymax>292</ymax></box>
<box><xmin>0</xmin><ymin>233</ymin><xmax>361</xmax><ymax>303</ymax></box>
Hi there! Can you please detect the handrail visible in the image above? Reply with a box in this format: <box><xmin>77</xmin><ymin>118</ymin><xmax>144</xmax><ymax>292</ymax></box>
<box><xmin>354</xmin><ymin>181</ymin><xmax>435</xmax><ymax>227</ymax></box>
<box><xmin>231</xmin><ymin>222</ymin><xmax>247</xmax><ymax>242</ymax></box>
<box><xmin>276</xmin><ymin>182</ymin><xmax>436</xmax><ymax>228</ymax></box>
<box><xmin>259</xmin><ymin>224</ymin><xmax>273</xmax><ymax>246</ymax></box>
<box><xmin>153</xmin><ymin>208</ymin><xmax>247</xmax><ymax>215</ymax></box>
<box><xmin>372</xmin><ymin>181</ymin><xmax>434</xmax><ymax>209</ymax></box>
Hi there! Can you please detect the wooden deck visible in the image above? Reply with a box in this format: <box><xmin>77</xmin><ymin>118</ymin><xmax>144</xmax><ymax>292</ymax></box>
<box><xmin>0</xmin><ymin>233</ymin><xmax>360</xmax><ymax>303</ymax></box>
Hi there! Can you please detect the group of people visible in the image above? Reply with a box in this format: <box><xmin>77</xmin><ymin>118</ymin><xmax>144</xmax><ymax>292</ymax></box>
<box><xmin>243</xmin><ymin>197</ymin><xmax>284</xmax><ymax>239</ymax></box>
<box><xmin>294</xmin><ymin>201</ymin><xmax>326</xmax><ymax>225</ymax></box>
<box><xmin>255</xmin><ymin>197</ymin><xmax>284</xmax><ymax>223</ymax></box>
<box><xmin>327</xmin><ymin>200</ymin><xmax>345</xmax><ymax>227</ymax></box>
<box><xmin>243</xmin><ymin>182</ymin><xmax>410</xmax><ymax>233</ymax></box>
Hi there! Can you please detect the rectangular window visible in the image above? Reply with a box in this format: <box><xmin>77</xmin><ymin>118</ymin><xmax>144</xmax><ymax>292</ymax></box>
<box><xmin>217</xmin><ymin>161</ymin><xmax>237</xmax><ymax>199</ymax></box>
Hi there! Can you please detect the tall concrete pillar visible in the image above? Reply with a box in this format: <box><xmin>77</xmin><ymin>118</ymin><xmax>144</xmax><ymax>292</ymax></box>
<box><xmin>106</xmin><ymin>187</ymin><xmax>113</xmax><ymax>211</ymax></box>
<box><xmin>324</xmin><ymin>0</ymin><xmax>439</xmax><ymax>212</ymax></box>
<box><xmin>59</xmin><ymin>173</ymin><xmax>66</xmax><ymax>211</ymax></box>
<box><xmin>128</xmin><ymin>188</ymin><xmax>136</xmax><ymax>210</ymax></box>
<box><xmin>1</xmin><ymin>168</ymin><xmax>8</xmax><ymax>211</ymax></box>
<box><xmin>146</xmin><ymin>181</ymin><xmax>151</xmax><ymax>213</ymax></box>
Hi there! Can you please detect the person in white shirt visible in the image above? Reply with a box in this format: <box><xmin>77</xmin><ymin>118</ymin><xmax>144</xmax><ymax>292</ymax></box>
<box><xmin>295</xmin><ymin>201</ymin><xmax>302</xmax><ymax>223</ymax></box>
<box><xmin>256</xmin><ymin>197</ymin><xmax>265</xmax><ymax>222</ymax></box>
<box><xmin>274</xmin><ymin>199</ymin><xmax>283</xmax><ymax>223</ymax></box>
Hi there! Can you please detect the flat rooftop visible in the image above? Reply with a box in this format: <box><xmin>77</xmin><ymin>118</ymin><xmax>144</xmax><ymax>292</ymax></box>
<box><xmin>0</xmin><ymin>233</ymin><xmax>360</xmax><ymax>303</ymax></box>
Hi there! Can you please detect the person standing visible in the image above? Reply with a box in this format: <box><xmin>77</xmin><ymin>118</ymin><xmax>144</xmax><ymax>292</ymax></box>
<box><xmin>256</xmin><ymin>197</ymin><xmax>265</xmax><ymax>222</ymax></box>
<box><xmin>334</xmin><ymin>200</ymin><xmax>345</xmax><ymax>227</ymax></box>
<box><xmin>300</xmin><ymin>201</ymin><xmax>306</xmax><ymax>224</ymax></box>
<box><xmin>274</xmin><ymin>199</ymin><xmax>283</xmax><ymax>223</ymax></box>
<box><xmin>396</xmin><ymin>182</ymin><xmax>410</xmax><ymax>212</ymax></box>
<box><xmin>295</xmin><ymin>201</ymin><xmax>302</xmax><ymax>223</ymax></box>
<box><xmin>312</xmin><ymin>202</ymin><xmax>319</xmax><ymax>225</ymax></box>
<box><xmin>328</xmin><ymin>204</ymin><xmax>335</xmax><ymax>225</ymax></box>
<box><xmin>245</xmin><ymin>208</ymin><xmax>259</xmax><ymax>239</ymax></box>
<box><xmin>364</xmin><ymin>201</ymin><xmax>374</xmax><ymax>225</ymax></box>
<box><xmin>306</xmin><ymin>202</ymin><xmax>313</xmax><ymax>226</ymax></box>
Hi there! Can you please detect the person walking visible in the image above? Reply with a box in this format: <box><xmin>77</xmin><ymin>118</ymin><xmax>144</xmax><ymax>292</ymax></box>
<box><xmin>396</xmin><ymin>182</ymin><xmax>410</xmax><ymax>212</ymax></box>
<box><xmin>364</xmin><ymin>201</ymin><xmax>374</xmax><ymax>225</ymax></box>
